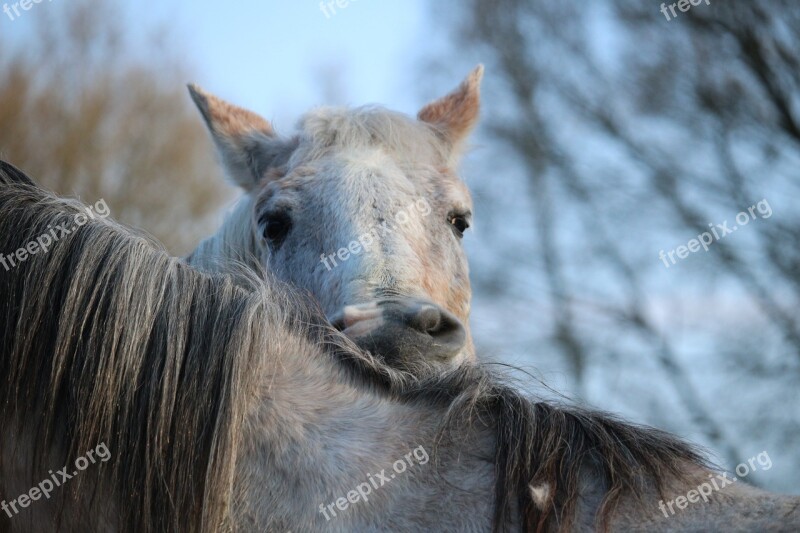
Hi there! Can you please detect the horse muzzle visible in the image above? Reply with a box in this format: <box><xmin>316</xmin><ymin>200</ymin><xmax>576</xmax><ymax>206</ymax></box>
<box><xmin>329</xmin><ymin>298</ymin><xmax>467</xmax><ymax>368</ymax></box>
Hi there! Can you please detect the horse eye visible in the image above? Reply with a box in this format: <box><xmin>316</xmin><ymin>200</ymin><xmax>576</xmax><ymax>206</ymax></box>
<box><xmin>448</xmin><ymin>213</ymin><xmax>470</xmax><ymax>237</ymax></box>
<box><xmin>259</xmin><ymin>210</ymin><xmax>292</xmax><ymax>246</ymax></box>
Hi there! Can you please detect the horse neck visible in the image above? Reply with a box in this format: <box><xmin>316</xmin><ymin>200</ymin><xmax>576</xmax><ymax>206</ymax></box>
<box><xmin>186</xmin><ymin>195</ymin><xmax>260</xmax><ymax>273</ymax></box>
<box><xmin>234</xmin><ymin>332</ymin><xmax>497</xmax><ymax>531</ymax></box>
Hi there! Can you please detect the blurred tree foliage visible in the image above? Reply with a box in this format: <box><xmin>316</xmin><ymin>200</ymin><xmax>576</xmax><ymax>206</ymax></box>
<box><xmin>0</xmin><ymin>0</ymin><xmax>230</xmax><ymax>254</ymax></box>
<box><xmin>430</xmin><ymin>0</ymin><xmax>800</xmax><ymax>490</ymax></box>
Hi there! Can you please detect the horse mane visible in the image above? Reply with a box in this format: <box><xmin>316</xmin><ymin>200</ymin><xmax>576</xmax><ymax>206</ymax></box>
<box><xmin>327</xmin><ymin>304</ymin><xmax>711</xmax><ymax>530</ymax></box>
<box><xmin>0</xmin><ymin>161</ymin><xmax>707</xmax><ymax>532</ymax></box>
<box><xmin>405</xmin><ymin>368</ymin><xmax>709</xmax><ymax>532</ymax></box>
<box><xmin>0</xmin><ymin>162</ymin><xmax>297</xmax><ymax>532</ymax></box>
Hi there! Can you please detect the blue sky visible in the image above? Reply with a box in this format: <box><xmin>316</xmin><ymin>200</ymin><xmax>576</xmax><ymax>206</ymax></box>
<box><xmin>2</xmin><ymin>0</ymin><xmax>431</xmax><ymax>122</ymax></box>
<box><xmin>1</xmin><ymin>0</ymin><xmax>483</xmax><ymax>131</ymax></box>
<box><xmin>124</xmin><ymin>0</ymin><xmax>431</xmax><ymax>126</ymax></box>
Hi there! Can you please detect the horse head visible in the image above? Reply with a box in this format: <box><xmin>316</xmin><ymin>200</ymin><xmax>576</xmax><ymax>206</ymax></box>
<box><xmin>187</xmin><ymin>67</ymin><xmax>484</xmax><ymax>373</ymax></box>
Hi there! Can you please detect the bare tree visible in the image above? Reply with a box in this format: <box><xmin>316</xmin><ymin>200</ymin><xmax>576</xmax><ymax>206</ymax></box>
<box><xmin>0</xmin><ymin>0</ymin><xmax>230</xmax><ymax>254</ymax></box>
<box><xmin>430</xmin><ymin>0</ymin><xmax>800</xmax><ymax>490</ymax></box>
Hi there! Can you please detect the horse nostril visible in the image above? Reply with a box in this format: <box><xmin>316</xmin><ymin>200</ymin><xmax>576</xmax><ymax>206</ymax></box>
<box><xmin>411</xmin><ymin>305</ymin><xmax>443</xmax><ymax>334</ymax></box>
<box><xmin>409</xmin><ymin>304</ymin><xmax>466</xmax><ymax>347</ymax></box>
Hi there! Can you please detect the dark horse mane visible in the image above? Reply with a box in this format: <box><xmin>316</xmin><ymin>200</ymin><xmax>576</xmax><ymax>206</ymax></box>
<box><xmin>0</xmin><ymin>161</ymin><xmax>706</xmax><ymax>532</ymax></box>
<box><xmin>0</xmin><ymin>161</ymin><xmax>273</xmax><ymax>531</ymax></box>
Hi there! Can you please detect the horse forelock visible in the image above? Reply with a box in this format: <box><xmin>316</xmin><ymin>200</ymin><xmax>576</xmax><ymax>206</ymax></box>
<box><xmin>296</xmin><ymin>105</ymin><xmax>452</xmax><ymax>165</ymax></box>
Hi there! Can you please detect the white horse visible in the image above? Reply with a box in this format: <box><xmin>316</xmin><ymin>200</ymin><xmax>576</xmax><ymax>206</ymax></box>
<box><xmin>1</xmin><ymin>161</ymin><xmax>798</xmax><ymax>531</ymax></box>
<box><xmin>186</xmin><ymin>68</ymin><xmax>484</xmax><ymax>376</ymax></box>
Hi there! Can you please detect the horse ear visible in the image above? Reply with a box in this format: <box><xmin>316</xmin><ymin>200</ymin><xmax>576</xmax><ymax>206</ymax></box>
<box><xmin>188</xmin><ymin>84</ymin><xmax>289</xmax><ymax>192</ymax></box>
<box><xmin>417</xmin><ymin>65</ymin><xmax>483</xmax><ymax>151</ymax></box>
<box><xmin>0</xmin><ymin>160</ymin><xmax>37</xmax><ymax>188</ymax></box>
